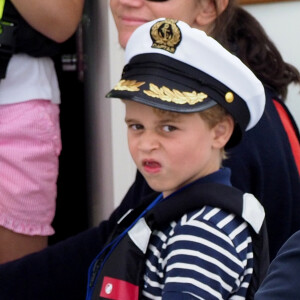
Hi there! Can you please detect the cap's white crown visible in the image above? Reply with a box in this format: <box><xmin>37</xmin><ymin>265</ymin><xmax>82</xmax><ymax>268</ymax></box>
<box><xmin>125</xmin><ymin>18</ymin><xmax>265</xmax><ymax>130</ymax></box>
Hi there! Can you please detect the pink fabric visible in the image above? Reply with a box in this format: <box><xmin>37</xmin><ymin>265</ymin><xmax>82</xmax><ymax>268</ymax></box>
<box><xmin>0</xmin><ymin>100</ymin><xmax>61</xmax><ymax>236</ymax></box>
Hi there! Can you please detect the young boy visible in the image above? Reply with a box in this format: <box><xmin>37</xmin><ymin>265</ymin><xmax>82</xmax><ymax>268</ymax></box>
<box><xmin>86</xmin><ymin>19</ymin><xmax>268</xmax><ymax>300</ymax></box>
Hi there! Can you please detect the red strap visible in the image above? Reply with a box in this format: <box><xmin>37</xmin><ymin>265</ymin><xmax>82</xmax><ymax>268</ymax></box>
<box><xmin>273</xmin><ymin>100</ymin><xmax>300</xmax><ymax>175</ymax></box>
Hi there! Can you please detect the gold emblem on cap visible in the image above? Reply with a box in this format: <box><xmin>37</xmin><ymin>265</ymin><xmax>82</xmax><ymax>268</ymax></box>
<box><xmin>113</xmin><ymin>80</ymin><xmax>145</xmax><ymax>92</ymax></box>
<box><xmin>225</xmin><ymin>92</ymin><xmax>234</xmax><ymax>103</ymax></box>
<box><xmin>144</xmin><ymin>83</ymin><xmax>208</xmax><ymax>105</ymax></box>
<box><xmin>150</xmin><ymin>19</ymin><xmax>181</xmax><ymax>54</ymax></box>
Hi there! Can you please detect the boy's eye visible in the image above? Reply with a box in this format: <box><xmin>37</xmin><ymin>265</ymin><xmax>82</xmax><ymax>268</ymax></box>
<box><xmin>129</xmin><ymin>124</ymin><xmax>143</xmax><ymax>130</ymax></box>
<box><xmin>162</xmin><ymin>125</ymin><xmax>177</xmax><ymax>132</ymax></box>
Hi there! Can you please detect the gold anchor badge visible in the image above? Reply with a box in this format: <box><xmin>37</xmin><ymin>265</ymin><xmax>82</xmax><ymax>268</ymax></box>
<box><xmin>150</xmin><ymin>19</ymin><xmax>181</xmax><ymax>54</ymax></box>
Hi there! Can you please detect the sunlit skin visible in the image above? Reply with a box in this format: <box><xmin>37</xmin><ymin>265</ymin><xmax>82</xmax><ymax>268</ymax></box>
<box><xmin>124</xmin><ymin>100</ymin><xmax>233</xmax><ymax>198</ymax></box>
<box><xmin>110</xmin><ymin>0</ymin><xmax>221</xmax><ymax>48</ymax></box>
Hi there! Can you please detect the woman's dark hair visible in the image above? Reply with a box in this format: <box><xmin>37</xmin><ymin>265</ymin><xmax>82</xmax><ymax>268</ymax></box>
<box><xmin>211</xmin><ymin>0</ymin><xmax>300</xmax><ymax>100</ymax></box>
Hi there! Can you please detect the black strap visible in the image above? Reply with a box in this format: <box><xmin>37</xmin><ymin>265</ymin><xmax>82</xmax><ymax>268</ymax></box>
<box><xmin>146</xmin><ymin>182</ymin><xmax>245</xmax><ymax>227</ymax></box>
<box><xmin>0</xmin><ymin>0</ymin><xmax>17</xmax><ymax>78</ymax></box>
<box><xmin>0</xmin><ymin>53</ymin><xmax>11</xmax><ymax>78</ymax></box>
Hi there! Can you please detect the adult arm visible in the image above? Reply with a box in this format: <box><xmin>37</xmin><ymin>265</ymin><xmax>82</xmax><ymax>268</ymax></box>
<box><xmin>254</xmin><ymin>230</ymin><xmax>300</xmax><ymax>300</ymax></box>
<box><xmin>10</xmin><ymin>0</ymin><xmax>85</xmax><ymax>42</ymax></box>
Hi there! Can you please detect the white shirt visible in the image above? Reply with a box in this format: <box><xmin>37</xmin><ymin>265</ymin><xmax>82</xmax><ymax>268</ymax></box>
<box><xmin>0</xmin><ymin>53</ymin><xmax>60</xmax><ymax>105</ymax></box>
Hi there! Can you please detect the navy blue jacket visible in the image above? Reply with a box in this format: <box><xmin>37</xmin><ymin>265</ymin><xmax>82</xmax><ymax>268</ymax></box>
<box><xmin>0</xmin><ymin>88</ymin><xmax>298</xmax><ymax>299</ymax></box>
<box><xmin>254</xmin><ymin>230</ymin><xmax>300</xmax><ymax>300</ymax></box>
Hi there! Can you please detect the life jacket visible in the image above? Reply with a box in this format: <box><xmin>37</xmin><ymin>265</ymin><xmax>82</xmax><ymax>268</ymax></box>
<box><xmin>0</xmin><ymin>0</ymin><xmax>60</xmax><ymax>78</ymax></box>
<box><xmin>86</xmin><ymin>182</ymin><xmax>269</xmax><ymax>300</ymax></box>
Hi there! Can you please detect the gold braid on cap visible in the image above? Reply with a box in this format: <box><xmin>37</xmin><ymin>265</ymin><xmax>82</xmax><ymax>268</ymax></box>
<box><xmin>113</xmin><ymin>80</ymin><xmax>145</xmax><ymax>92</ymax></box>
<box><xmin>112</xmin><ymin>81</ymin><xmax>208</xmax><ymax>105</ymax></box>
<box><xmin>144</xmin><ymin>83</ymin><xmax>208</xmax><ymax>105</ymax></box>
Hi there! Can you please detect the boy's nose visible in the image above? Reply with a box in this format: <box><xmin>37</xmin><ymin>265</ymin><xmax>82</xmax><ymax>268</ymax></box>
<box><xmin>138</xmin><ymin>131</ymin><xmax>159</xmax><ymax>152</ymax></box>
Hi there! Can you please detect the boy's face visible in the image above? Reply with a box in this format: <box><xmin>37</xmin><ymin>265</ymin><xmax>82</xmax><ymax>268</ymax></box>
<box><xmin>124</xmin><ymin>100</ymin><xmax>222</xmax><ymax>198</ymax></box>
<box><xmin>110</xmin><ymin>0</ymin><xmax>204</xmax><ymax>48</ymax></box>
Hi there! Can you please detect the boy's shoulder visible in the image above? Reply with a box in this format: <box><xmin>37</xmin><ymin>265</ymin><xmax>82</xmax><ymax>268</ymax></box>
<box><xmin>169</xmin><ymin>205</ymin><xmax>251</xmax><ymax>251</ymax></box>
<box><xmin>183</xmin><ymin>205</ymin><xmax>249</xmax><ymax>233</ymax></box>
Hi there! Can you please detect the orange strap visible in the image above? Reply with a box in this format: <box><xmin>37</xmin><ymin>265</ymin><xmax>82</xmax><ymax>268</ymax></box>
<box><xmin>273</xmin><ymin>100</ymin><xmax>300</xmax><ymax>175</ymax></box>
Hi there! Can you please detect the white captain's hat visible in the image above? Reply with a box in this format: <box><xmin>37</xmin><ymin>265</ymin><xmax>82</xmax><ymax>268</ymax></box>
<box><xmin>106</xmin><ymin>18</ymin><xmax>265</xmax><ymax>147</ymax></box>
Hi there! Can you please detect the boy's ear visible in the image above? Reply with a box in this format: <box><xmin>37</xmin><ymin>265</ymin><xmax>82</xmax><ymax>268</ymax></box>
<box><xmin>195</xmin><ymin>0</ymin><xmax>229</xmax><ymax>28</ymax></box>
<box><xmin>212</xmin><ymin>116</ymin><xmax>234</xmax><ymax>149</ymax></box>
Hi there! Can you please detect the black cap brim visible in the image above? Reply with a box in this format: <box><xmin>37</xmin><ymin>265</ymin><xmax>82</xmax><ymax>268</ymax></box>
<box><xmin>106</xmin><ymin>54</ymin><xmax>250</xmax><ymax>148</ymax></box>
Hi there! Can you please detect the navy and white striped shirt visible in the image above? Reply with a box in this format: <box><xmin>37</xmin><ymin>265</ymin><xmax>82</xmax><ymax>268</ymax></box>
<box><xmin>142</xmin><ymin>205</ymin><xmax>253</xmax><ymax>299</ymax></box>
